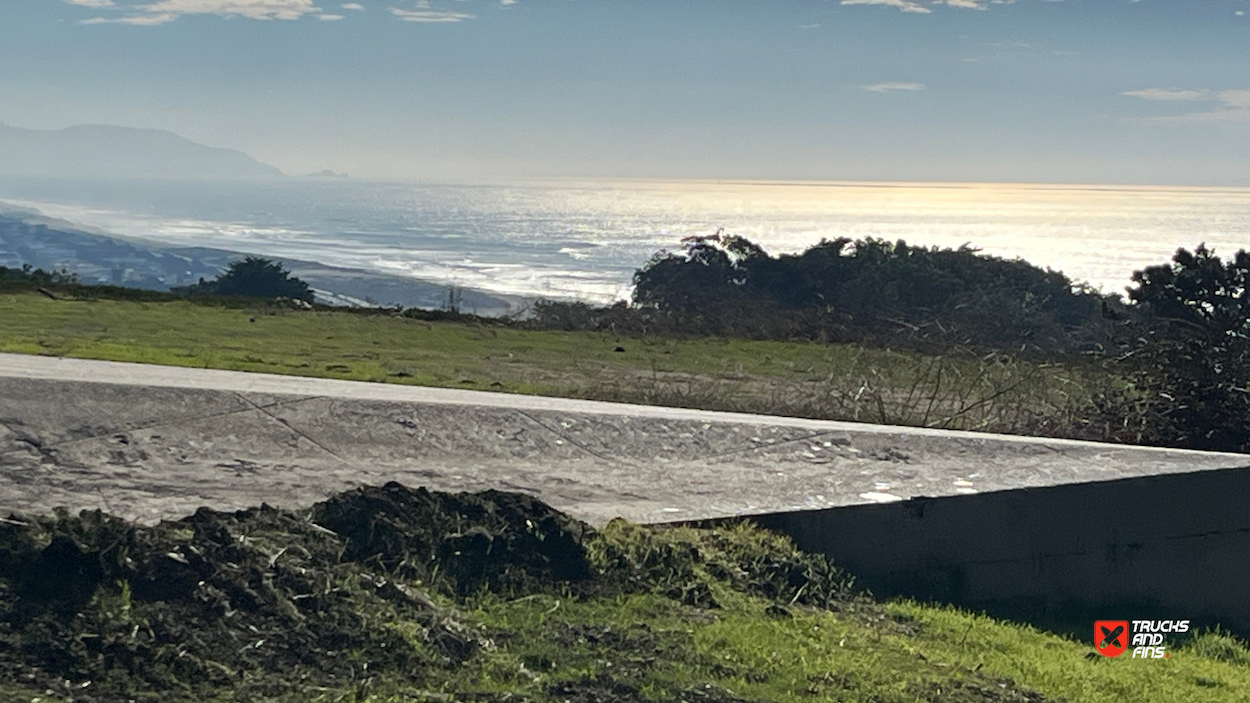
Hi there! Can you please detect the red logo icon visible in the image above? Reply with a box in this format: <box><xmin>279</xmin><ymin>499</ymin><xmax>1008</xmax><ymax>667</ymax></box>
<box><xmin>1095</xmin><ymin>620</ymin><xmax>1129</xmax><ymax>657</ymax></box>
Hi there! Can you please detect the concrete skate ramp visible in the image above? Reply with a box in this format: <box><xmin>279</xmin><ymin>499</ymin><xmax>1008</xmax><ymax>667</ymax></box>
<box><xmin>3</xmin><ymin>352</ymin><xmax>1249</xmax><ymax>629</ymax></box>
<box><xmin>1</xmin><ymin>352</ymin><xmax>1240</xmax><ymax>524</ymax></box>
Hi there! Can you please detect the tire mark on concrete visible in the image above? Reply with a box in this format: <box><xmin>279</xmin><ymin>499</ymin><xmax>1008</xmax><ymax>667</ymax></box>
<box><xmin>699</xmin><ymin>431</ymin><xmax>836</xmax><ymax>461</ymax></box>
<box><xmin>14</xmin><ymin>394</ymin><xmax>320</xmax><ymax>452</ymax></box>
<box><xmin>234</xmin><ymin>393</ymin><xmax>347</xmax><ymax>462</ymax></box>
<box><xmin>516</xmin><ymin>409</ymin><xmax>639</xmax><ymax>467</ymax></box>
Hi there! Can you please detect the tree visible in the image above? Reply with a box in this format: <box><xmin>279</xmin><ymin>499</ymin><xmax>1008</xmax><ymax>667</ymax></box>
<box><xmin>1121</xmin><ymin>245</ymin><xmax>1250</xmax><ymax>452</ymax></box>
<box><xmin>190</xmin><ymin>256</ymin><xmax>314</xmax><ymax>303</ymax></box>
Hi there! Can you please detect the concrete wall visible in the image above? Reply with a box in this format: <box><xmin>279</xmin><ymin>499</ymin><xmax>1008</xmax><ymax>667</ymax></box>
<box><xmin>749</xmin><ymin>465</ymin><xmax>1250</xmax><ymax>634</ymax></box>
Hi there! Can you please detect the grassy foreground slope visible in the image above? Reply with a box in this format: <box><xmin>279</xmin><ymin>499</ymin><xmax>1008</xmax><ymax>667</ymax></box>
<box><xmin>2</xmin><ymin>484</ymin><xmax>1249</xmax><ymax>703</ymax></box>
<box><xmin>0</xmin><ymin>291</ymin><xmax>1120</xmax><ymax>437</ymax></box>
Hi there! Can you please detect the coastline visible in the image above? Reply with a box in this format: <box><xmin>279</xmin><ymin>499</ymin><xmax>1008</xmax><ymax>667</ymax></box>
<box><xmin>0</xmin><ymin>205</ymin><xmax>525</xmax><ymax>315</ymax></box>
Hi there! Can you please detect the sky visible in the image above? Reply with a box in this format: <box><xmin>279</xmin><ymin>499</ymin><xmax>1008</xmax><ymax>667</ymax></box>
<box><xmin>2</xmin><ymin>0</ymin><xmax>1249</xmax><ymax>184</ymax></box>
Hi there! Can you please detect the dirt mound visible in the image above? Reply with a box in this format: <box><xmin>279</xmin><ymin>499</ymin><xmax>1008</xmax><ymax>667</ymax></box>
<box><xmin>314</xmin><ymin>483</ymin><xmax>595</xmax><ymax>596</ymax></box>
<box><xmin>0</xmin><ymin>483</ymin><xmax>596</xmax><ymax>702</ymax></box>
<box><xmin>0</xmin><ymin>483</ymin><xmax>879</xmax><ymax>703</ymax></box>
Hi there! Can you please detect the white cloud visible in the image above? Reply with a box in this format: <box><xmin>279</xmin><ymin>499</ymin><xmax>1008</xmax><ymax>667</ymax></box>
<box><xmin>341</xmin><ymin>2</ymin><xmax>364</xmax><ymax>7</ymax></box>
<box><xmin>390</xmin><ymin>6</ymin><xmax>473</xmax><ymax>21</ymax></box>
<box><xmin>1220</xmin><ymin>89</ymin><xmax>1250</xmax><ymax>109</ymax></box>
<box><xmin>1121</xmin><ymin>88</ymin><xmax>1212</xmax><ymax>102</ymax></box>
<box><xmin>78</xmin><ymin>0</ymin><xmax>326</xmax><ymax>24</ymax></box>
<box><xmin>1124</xmin><ymin>87</ymin><xmax>1250</xmax><ymax>125</ymax></box>
<box><xmin>319</xmin><ymin>12</ymin><xmax>343</xmax><ymax>19</ymax></box>
<box><xmin>81</xmin><ymin>12</ymin><xmax>178</xmax><ymax>24</ymax></box>
<box><xmin>841</xmin><ymin>0</ymin><xmax>930</xmax><ymax>14</ymax></box>
<box><xmin>862</xmin><ymin>82</ymin><xmax>926</xmax><ymax>92</ymax></box>
<box><xmin>841</xmin><ymin>0</ymin><xmax>1037</xmax><ymax>13</ymax></box>
<box><xmin>141</xmin><ymin>0</ymin><xmax>322</xmax><ymax>20</ymax></box>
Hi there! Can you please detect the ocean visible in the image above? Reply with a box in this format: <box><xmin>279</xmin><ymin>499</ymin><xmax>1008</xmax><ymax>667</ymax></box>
<box><xmin>2</xmin><ymin>177</ymin><xmax>1249</xmax><ymax>303</ymax></box>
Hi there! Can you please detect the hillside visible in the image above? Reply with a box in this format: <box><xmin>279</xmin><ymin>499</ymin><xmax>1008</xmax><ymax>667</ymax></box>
<box><xmin>0</xmin><ymin>123</ymin><xmax>282</xmax><ymax>180</ymax></box>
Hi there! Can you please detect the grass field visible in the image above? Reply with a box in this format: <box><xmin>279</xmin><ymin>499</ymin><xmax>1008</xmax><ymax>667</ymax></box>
<box><xmin>440</xmin><ymin>594</ymin><xmax>1250</xmax><ymax>703</ymax></box>
<box><xmin>0</xmin><ymin>291</ymin><xmax>1120</xmax><ymax>437</ymax></box>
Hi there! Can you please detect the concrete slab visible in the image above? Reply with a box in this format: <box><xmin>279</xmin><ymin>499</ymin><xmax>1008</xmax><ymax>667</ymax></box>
<box><xmin>0</xmin><ymin>352</ymin><xmax>1244</xmax><ymax>526</ymax></box>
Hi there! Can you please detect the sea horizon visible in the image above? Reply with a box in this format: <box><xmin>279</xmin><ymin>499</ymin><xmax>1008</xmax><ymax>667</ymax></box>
<box><xmin>3</xmin><ymin>176</ymin><xmax>1249</xmax><ymax>305</ymax></box>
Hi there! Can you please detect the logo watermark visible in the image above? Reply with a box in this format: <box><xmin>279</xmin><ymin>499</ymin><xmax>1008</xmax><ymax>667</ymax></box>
<box><xmin>1094</xmin><ymin>620</ymin><xmax>1189</xmax><ymax>658</ymax></box>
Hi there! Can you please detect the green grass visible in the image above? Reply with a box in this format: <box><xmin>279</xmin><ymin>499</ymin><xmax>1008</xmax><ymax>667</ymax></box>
<box><xmin>309</xmin><ymin>522</ymin><xmax>1250</xmax><ymax>703</ymax></box>
<box><xmin>363</xmin><ymin>599</ymin><xmax>1250</xmax><ymax>703</ymax></box>
<box><xmin>432</xmin><ymin>524</ymin><xmax>1250</xmax><ymax>703</ymax></box>
<box><xmin>0</xmin><ymin>292</ymin><xmax>935</xmax><ymax>382</ymax></box>
<box><xmin>890</xmin><ymin>604</ymin><xmax>1250</xmax><ymax>701</ymax></box>
<box><xmin>0</xmin><ymin>291</ymin><xmax>1119</xmax><ymax>437</ymax></box>
<box><xmin>10</xmin><ymin>588</ymin><xmax>1240</xmax><ymax>703</ymax></box>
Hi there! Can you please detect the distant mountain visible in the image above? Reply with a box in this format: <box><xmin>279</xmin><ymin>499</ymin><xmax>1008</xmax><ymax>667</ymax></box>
<box><xmin>0</xmin><ymin>123</ymin><xmax>283</xmax><ymax>180</ymax></box>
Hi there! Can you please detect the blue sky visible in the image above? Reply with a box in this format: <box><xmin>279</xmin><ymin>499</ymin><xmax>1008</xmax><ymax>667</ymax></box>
<box><xmin>2</xmin><ymin>0</ymin><xmax>1249</xmax><ymax>184</ymax></box>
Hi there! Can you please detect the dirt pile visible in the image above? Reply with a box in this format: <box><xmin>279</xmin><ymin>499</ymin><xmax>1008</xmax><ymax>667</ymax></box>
<box><xmin>315</xmin><ymin>485</ymin><xmax>594</xmax><ymax>596</ymax></box>
<box><xmin>0</xmin><ymin>483</ymin><xmax>596</xmax><ymax>702</ymax></box>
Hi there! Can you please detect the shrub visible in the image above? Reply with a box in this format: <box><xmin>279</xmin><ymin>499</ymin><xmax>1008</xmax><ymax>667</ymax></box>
<box><xmin>628</xmin><ymin>233</ymin><xmax>1116</xmax><ymax>356</ymax></box>
<box><xmin>1119</xmin><ymin>245</ymin><xmax>1250</xmax><ymax>452</ymax></box>
<box><xmin>179</xmin><ymin>256</ymin><xmax>314</xmax><ymax>303</ymax></box>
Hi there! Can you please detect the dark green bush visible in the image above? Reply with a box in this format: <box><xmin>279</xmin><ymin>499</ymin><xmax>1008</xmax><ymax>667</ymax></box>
<box><xmin>1118</xmin><ymin>245</ymin><xmax>1250</xmax><ymax>453</ymax></box>
<box><xmin>177</xmin><ymin>256</ymin><xmax>314</xmax><ymax>303</ymax></box>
